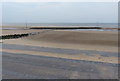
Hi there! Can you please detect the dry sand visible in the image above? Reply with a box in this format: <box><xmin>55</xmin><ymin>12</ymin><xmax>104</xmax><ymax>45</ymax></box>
<box><xmin>1</xmin><ymin>48</ymin><xmax>118</xmax><ymax>64</ymax></box>
<box><xmin>26</xmin><ymin>30</ymin><xmax>118</xmax><ymax>47</ymax></box>
<box><xmin>3</xmin><ymin>30</ymin><xmax>118</xmax><ymax>52</ymax></box>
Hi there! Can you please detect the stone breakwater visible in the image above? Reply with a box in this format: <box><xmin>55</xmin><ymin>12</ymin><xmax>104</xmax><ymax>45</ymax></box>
<box><xmin>0</xmin><ymin>33</ymin><xmax>37</xmax><ymax>40</ymax></box>
<box><xmin>0</xmin><ymin>29</ymin><xmax>52</xmax><ymax>40</ymax></box>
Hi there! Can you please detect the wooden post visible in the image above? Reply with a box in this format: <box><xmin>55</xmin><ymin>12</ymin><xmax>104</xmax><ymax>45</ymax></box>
<box><xmin>26</xmin><ymin>22</ymin><xmax>27</xmax><ymax>29</ymax></box>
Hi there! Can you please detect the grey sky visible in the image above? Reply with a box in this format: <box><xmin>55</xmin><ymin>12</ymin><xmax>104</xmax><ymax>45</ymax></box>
<box><xmin>2</xmin><ymin>2</ymin><xmax>118</xmax><ymax>23</ymax></box>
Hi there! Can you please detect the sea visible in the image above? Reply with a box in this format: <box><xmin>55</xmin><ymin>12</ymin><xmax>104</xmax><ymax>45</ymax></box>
<box><xmin>2</xmin><ymin>23</ymin><xmax>118</xmax><ymax>31</ymax></box>
<box><xmin>2</xmin><ymin>23</ymin><xmax>118</xmax><ymax>27</ymax></box>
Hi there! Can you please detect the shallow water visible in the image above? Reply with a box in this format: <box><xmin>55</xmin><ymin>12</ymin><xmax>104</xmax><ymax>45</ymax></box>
<box><xmin>1</xmin><ymin>28</ymin><xmax>20</xmax><ymax>30</ymax></box>
<box><xmin>63</xmin><ymin>29</ymin><xmax>118</xmax><ymax>32</ymax></box>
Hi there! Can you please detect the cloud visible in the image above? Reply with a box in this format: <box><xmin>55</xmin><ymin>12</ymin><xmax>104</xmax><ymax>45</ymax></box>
<box><xmin>2</xmin><ymin>2</ymin><xmax>118</xmax><ymax>23</ymax></box>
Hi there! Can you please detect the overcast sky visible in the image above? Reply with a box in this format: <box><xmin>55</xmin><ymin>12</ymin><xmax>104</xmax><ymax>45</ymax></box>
<box><xmin>2</xmin><ymin>2</ymin><xmax>118</xmax><ymax>23</ymax></box>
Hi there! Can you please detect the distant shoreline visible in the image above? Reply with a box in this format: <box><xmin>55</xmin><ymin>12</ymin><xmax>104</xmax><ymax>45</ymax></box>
<box><xmin>30</xmin><ymin>26</ymin><xmax>102</xmax><ymax>29</ymax></box>
<box><xmin>1</xmin><ymin>23</ymin><xmax>118</xmax><ymax>28</ymax></box>
<box><xmin>1</xmin><ymin>26</ymin><xmax>119</xmax><ymax>32</ymax></box>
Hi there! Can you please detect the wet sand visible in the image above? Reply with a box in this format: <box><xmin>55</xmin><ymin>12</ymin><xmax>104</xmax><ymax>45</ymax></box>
<box><xmin>3</xmin><ymin>52</ymin><xmax>118</xmax><ymax>79</ymax></box>
<box><xmin>2</xmin><ymin>29</ymin><xmax>45</xmax><ymax>35</ymax></box>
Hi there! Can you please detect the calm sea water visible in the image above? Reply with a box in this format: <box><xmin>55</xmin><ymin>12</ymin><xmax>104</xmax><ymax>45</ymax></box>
<box><xmin>3</xmin><ymin>23</ymin><xmax>118</xmax><ymax>28</ymax></box>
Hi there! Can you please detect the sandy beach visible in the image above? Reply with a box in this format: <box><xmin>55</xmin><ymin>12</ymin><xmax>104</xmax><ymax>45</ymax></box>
<box><xmin>2</xmin><ymin>29</ymin><xmax>119</xmax><ymax>79</ymax></box>
<box><xmin>2</xmin><ymin>29</ymin><xmax>119</xmax><ymax>63</ymax></box>
<box><xmin>3</xmin><ymin>30</ymin><xmax>118</xmax><ymax>52</ymax></box>
<box><xmin>2</xmin><ymin>2</ymin><xmax>118</xmax><ymax>79</ymax></box>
